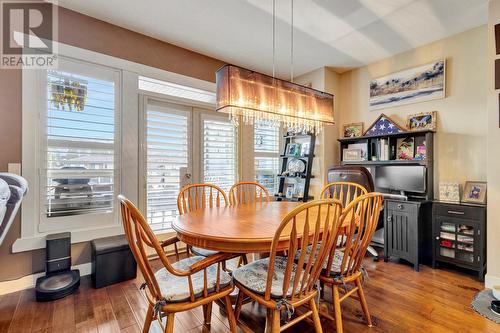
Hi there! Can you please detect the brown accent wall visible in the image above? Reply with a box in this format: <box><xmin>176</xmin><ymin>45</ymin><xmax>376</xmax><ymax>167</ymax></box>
<box><xmin>0</xmin><ymin>6</ymin><xmax>225</xmax><ymax>281</ymax></box>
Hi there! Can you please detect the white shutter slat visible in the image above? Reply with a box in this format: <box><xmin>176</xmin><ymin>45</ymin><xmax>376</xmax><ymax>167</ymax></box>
<box><xmin>145</xmin><ymin>107</ymin><xmax>189</xmax><ymax>233</ymax></box>
<box><xmin>203</xmin><ymin>118</ymin><xmax>237</xmax><ymax>194</ymax></box>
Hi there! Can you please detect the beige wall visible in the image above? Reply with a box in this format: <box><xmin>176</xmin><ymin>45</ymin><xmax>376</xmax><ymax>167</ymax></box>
<box><xmin>0</xmin><ymin>6</ymin><xmax>225</xmax><ymax>282</ymax></box>
<box><xmin>295</xmin><ymin>68</ymin><xmax>341</xmax><ymax>198</ymax></box>
<box><xmin>337</xmin><ymin>26</ymin><xmax>488</xmax><ymax>197</ymax></box>
<box><xmin>486</xmin><ymin>0</ymin><xmax>500</xmax><ymax>288</ymax></box>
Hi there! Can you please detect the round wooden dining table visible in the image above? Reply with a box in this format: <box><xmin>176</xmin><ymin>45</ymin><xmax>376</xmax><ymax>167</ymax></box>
<box><xmin>172</xmin><ymin>200</ymin><xmax>352</xmax><ymax>254</ymax></box>
<box><xmin>172</xmin><ymin>201</ymin><xmax>304</xmax><ymax>253</ymax></box>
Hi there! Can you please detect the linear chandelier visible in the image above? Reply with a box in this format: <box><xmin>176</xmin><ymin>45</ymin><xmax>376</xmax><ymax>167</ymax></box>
<box><xmin>215</xmin><ymin>0</ymin><xmax>334</xmax><ymax>133</ymax></box>
<box><xmin>216</xmin><ymin>65</ymin><xmax>334</xmax><ymax>133</ymax></box>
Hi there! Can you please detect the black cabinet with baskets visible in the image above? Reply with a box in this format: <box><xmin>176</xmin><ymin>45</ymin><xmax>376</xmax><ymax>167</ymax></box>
<box><xmin>274</xmin><ymin>132</ymin><xmax>316</xmax><ymax>202</ymax></box>
<box><xmin>432</xmin><ymin>201</ymin><xmax>486</xmax><ymax>281</ymax></box>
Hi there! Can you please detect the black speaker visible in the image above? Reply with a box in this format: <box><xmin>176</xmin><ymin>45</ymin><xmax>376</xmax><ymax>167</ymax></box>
<box><xmin>36</xmin><ymin>232</ymin><xmax>80</xmax><ymax>302</ymax></box>
<box><xmin>46</xmin><ymin>232</ymin><xmax>71</xmax><ymax>274</ymax></box>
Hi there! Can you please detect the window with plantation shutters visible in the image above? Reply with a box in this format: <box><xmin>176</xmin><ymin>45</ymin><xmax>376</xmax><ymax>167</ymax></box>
<box><xmin>202</xmin><ymin>117</ymin><xmax>237</xmax><ymax>193</ymax></box>
<box><xmin>43</xmin><ymin>62</ymin><xmax>119</xmax><ymax>220</ymax></box>
<box><xmin>144</xmin><ymin>101</ymin><xmax>190</xmax><ymax>232</ymax></box>
<box><xmin>254</xmin><ymin>121</ymin><xmax>280</xmax><ymax>194</ymax></box>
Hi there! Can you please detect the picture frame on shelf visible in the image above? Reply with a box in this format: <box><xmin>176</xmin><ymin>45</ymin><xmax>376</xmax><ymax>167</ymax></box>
<box><xmin>462</xmin><ymin>181</ymin><xmax>487</xmax><ymax>204</ymax></box>
<box><xmin>300</xmin><ymin>142</ymin><xmax>310</xmax><ymax>156</ymax></box>
<box><xmin>397</xmin><ymin>137</ymin><xmax>415</xmax><ymax>160</ymax></box>
<box><xmin>343</xmin><ymin>148</ymin><xmax>363</xmax><ymax>161</ymax></box>
<box><xmin>285</xmin><ymin>184</ymin><xmax>295</xmax><ymax>199</ymax></box>
<box><xmin>406</xmin><ymin>111</ymin><xmax>437</xmax><ymax>132</ymax></box>
<box><xmin>347</xmin><ymin>142</ymin><xmax>368</xmax><ymax>160</ymax></box>
<box><xmin>342</xmin><ymin>122</ymin><xmax>364</xmax><ymax>138</ymax></box>
<box><xmin>439</xmin><ymin>182</ymin><xmax>460</xmax><ymax>203</ymax></box>
<box><xmin>286</xmin><ymin>143</ymin><xmax>301</xmax><ymax>156</ymax></box>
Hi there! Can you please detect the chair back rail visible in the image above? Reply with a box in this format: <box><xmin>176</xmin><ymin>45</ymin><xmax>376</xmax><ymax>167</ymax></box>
<box><xmin>324</xmin><ymin>193</ymin><xmax>383</xmax><ymax>277</ymax></box>
<box><xmin>229</xmin><ymin>181</ymin><xmax>271</xmax><ymax>205</ymax></box>
<box><xmin>320</xmin><ymin>181</ymin><xmax>367</xmax><ymax>205</ymax></box>
<box><xmin>118</xmin><ymin>195</ymin><xmax>225</xmax><ymax>304</ymax></box>
<box><xmin>177</xmin><ymin>184</ymin><xmax>228</xmax><ymax>215</ymax></box>
<box><xmin>264</xmin><ymin>199</ymin><xmax>343</xmax><ymax>301</ymax></box>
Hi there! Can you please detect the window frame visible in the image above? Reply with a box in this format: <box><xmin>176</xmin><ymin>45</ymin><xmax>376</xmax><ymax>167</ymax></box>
<box><xmin>37</xmin><ymin>57</ymin><xmax>122</xmax><ymax>233</ymax></box>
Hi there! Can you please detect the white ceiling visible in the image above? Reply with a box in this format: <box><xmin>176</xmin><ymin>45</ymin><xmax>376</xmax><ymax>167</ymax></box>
<box><xmin>58</xmin><ymin>0</ymin><xmax>488</xmax><ymax>78</ymax></box>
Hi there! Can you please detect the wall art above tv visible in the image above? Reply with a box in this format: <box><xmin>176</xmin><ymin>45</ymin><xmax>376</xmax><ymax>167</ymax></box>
<box><xmin>369</xmin><ymin>59</ymin><xmax>445</xmax><ymax>110</ymax></box>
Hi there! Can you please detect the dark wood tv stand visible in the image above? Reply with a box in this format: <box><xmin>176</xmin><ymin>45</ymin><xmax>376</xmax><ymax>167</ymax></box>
<box><xmin>338</xmin><ymin>130</ymin><xmax>435</xmax><ymax>270</ymax></box>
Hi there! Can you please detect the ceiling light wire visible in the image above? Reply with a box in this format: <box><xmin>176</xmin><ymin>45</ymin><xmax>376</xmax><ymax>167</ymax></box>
<box><xmin>290</xmin><ymin>0</ymin><xmax>294</xmax><ymax>82</ymax></box>
<box><xmin>272</xmin><ymin>0</ymin><xmax>276</xmax><ymax>78</ymax></box>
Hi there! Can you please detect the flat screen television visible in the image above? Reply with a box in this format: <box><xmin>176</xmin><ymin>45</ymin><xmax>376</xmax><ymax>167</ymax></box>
<box><xmin>374</xmin><ymin>165</ymin><xmax>426</xmax><ymax>194</ymax></box>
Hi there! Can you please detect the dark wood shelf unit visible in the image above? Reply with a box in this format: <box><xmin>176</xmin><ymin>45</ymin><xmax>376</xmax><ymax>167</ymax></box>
<box><xmin>276</xmin><ymin>131</ymin><xmax>316</xmax><ymax>202</ymax></box>
<box><xmin>432</xmin><ymin>201</ymin><xmax>487</xmax><ymax>281</ymax></box>
<box><xmin>339</xmin><ymin>130</ymin><xmax>434</xmax><ymax>200</ymax></box>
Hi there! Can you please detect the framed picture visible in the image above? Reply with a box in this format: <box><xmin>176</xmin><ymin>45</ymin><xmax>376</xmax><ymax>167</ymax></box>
<box><xmin>347</xmin><ymin>142</ymin><xmax>368</xmax><ymax>160</ymax></box>
<box><xmin>286</xmin><ymin>143</ymin><xmax>301</xmax><ymax>156</ymax></box>
<box><xmin>342</xmin><ymin>122</ymin><xmax>364</xmax><ymax>138</ymax></box>
<box><xmin>369</xmin><ymin>59</ymin><xmax>445</xmax><ymax>110</ymax></box>
<box><xmin>300</xmin><ymin>142</ymin><xmax>310</xmax><ymax>156</ymax></box>
<box><xmin>343</xmin><ymin>148</ymin><xmax>362</xmax><ymax>161</ymax></box>
<box><xmin>397</xmin><ymin>137</ymin><xmax>414</xmax><ymax>160</ymax></box>
<box><xmin>462</xmin><ymin>181</ymin><xmax>487</xmax><ymax>204</ymax></box>
<box><xmin>406</xmin><ymin>111</ymin><xmax>437</xmax><ymax>132</ymax></box>
<box><xmin>285</xmin><ymin>184</ymin><xmax>295</xmax><ymax>199</ymax></box>
<box><xmin>439</xmin><ymin>182</ymin><xmax>460</xmax><ymax>203</ymax></box>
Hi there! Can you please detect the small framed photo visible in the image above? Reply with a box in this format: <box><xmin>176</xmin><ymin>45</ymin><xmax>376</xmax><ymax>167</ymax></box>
<box><xmin>439</xmin><ymin>182</ymin><xmax>460</xmax><ymax>203</ymax></box>
<box><xmin>300</xmin><ymin>142</ymin><xmax>310</xmax><ymax>156</ymax></box>
<box><xmin>462</xmin><ymin>181</ymin><xmax>487</xmax><ymax>204</ymax></box>
<box><xmin>286</xmin><ymin>143</ymin><xmax>301</xmax><ymax>156</ymax></box>
<box><xmin>343</xmin><ymin>148</ymin><xmax>362</xmax><ymax>161</ymax></box>
<box><xmin>342</xmin><ymin>122</ymin><xmax>364</xmax><ymax>138</ymax></box>
<box><xmin>285</xmin><ymin>184</ymin><xmax>295</xmax><ymax>199</ymax></box>
<box><xmin>406</xmin><ymin>111</ymin><xmax>437</xmax><ymax>132</ymax></box>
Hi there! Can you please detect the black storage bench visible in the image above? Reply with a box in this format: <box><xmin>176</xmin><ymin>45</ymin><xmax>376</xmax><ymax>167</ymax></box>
<box><xmin>91</xmin><ymin>235</ymin><xmax>136</xmax><ymax>288</ymax></box>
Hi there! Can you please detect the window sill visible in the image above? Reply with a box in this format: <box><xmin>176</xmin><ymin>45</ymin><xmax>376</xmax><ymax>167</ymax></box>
<box><xmin>12</xmin><ymin>224</ymin><xmax>124</xmax><ymax>253</ymax></box>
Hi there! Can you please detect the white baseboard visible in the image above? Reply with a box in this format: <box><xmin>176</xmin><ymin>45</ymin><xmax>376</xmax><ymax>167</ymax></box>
<box><xmin>485</xmin><ymin>273</ymin><xmax>500</xmax><ymax>288</ymax></box>
<box><xmin>0</xmin><ymin>262</ymin><xmax>92</xmax><ymax>296</ymax></box>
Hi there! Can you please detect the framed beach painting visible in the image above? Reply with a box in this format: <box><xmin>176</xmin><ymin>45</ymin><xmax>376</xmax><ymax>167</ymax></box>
<box><xmin>369</xmin><ymin>59</ymin><xmax>445</xmax><ymax>110</ymax></box>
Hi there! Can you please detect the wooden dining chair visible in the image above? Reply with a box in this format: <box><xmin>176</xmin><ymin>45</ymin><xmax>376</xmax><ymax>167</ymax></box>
<box><xmin>228</xmin><ymin>181</ymin><xmax>271</xmax><ymax>205</ymax></box>
<box><xmin>319</xmin><ymin>192</ymin><xmax>383</xmax><ymax>333</ymax></box>
<box><xmin>118</xmin><ymin>195</ymin><xmax>237</xmax><ymax>333</ymax></box>
<box><xmin>177</xmin><ymin>183</ymin><xmax>228</xmax><ymax>257</ymax></box>
<box><xmin>319</xmin><ymin>181</ymin><xmax>368</xmax><ymax>249</ymax></box>
<box><xmin>232</xmin><ymin>199</ymin><xmax>343</xmax><ymax>333</ymax></box>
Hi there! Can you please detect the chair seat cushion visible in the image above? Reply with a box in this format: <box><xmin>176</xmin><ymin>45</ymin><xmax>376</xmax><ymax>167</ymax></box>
<box><xmin>154</xmin><ymin>256</ymin><xmax>232</xmax><ymax>302</ymax></box>
<box><xmin>294</xmin><ymin>245</ymin><xmax>350</xmax><ymax>275</ymax></box>
<box><xmin>191</xmin><ymin>246</ymin><xmax>220</xmax><ymax>257</ymax></box>
<box><xmin>232</xmin><ymin>256</ymin><xmax>301</xmax><ymax>298</ymax></box>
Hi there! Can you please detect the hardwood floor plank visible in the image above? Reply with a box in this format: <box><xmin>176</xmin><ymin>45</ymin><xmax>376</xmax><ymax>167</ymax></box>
<box><xmin>0</xmin><ymin>291</ymin><xmax>21</xmax><ymax>333</ymax></box>
<box><xmin>7</xmin><ymin>289</ymin><xmax>36</xmax><ymax>333</ymax></box>
<box><xmin>51</xmin><ymin>294</ymin><xmax>76</xmax><ymax>333</ymax></box>
<box><xmin>90</xmin><ymin>288</ymin><xmax>120</xmax><ymax>333</ymax></box>
<box><xmin>107</xmin><ymin>284</ymin><xmax>136</xmax><ymax>330</ymax></box>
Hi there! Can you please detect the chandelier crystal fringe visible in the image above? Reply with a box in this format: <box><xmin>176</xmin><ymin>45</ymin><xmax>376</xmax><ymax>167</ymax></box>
<box><xmin>215</xmin><ymin>65</ymin><xmax>334</xmax><ymax>133</ymax></box>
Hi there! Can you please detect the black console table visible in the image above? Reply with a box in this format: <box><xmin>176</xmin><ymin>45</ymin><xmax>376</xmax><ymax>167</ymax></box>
<box><xmin>432</xmin><ymin>201</ymin><xmax>486</xmax><ymax>281</ymax></box>
<box><xmin>384</xmin><ymin>199</ymin><xmax>432</xmax><ymax>271</ymax></box>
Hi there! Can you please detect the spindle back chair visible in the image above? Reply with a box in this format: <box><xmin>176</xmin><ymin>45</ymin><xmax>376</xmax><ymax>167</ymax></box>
<box><xmin>320</xmin><ymin>192</ymin><xmax>383</xmax><ymax>333</ymax></box>
<box><xmin>229</xmin><ymin>181</ymin><xmax>271</xmax><ymax>205</ymax></box>
<box><xmin>118</xmin><ymin>195</ymin><xmax>237</xmax><ymax>333</ymax></box>
<box><xmin>233</xmin><ymin>199</ymin><xmax>343</xmax><ymax>332</ymax></box>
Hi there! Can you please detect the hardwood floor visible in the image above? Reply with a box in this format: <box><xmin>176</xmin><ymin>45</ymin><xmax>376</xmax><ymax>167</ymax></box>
<box><xmin>0</xmin><ymin>257</ymin><xmax>497</xmax><ymax>333</ymax></box>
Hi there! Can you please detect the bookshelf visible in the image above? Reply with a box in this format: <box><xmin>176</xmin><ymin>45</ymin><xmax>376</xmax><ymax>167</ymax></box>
<box><xmin>274</xmin><ymin>131</ymin><xmax>316</xmax><ymax>202</ymax></box>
